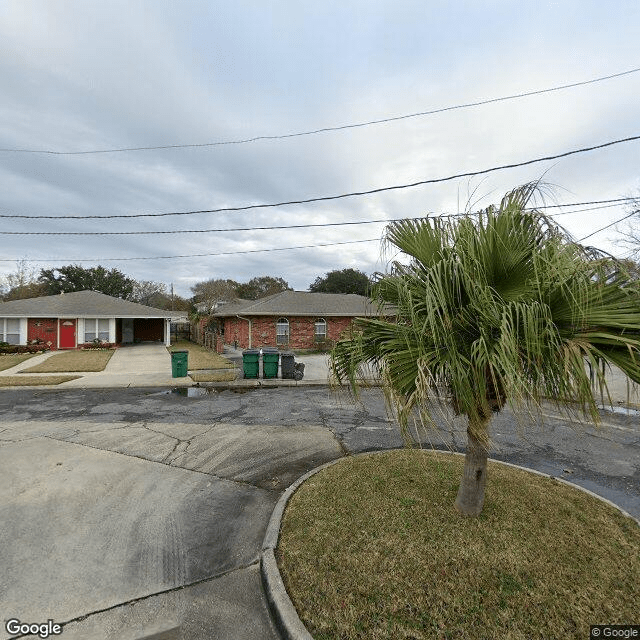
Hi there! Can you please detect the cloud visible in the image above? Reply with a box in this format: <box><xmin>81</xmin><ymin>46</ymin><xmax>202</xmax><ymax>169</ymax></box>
<box><xmin>1</xmin><ymin>1</ymin><xmax>639</xmax><ymax>296</ymax></box>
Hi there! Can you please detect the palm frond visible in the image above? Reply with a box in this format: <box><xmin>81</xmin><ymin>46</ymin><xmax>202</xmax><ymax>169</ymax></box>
<box><xmin>331</xmin><ymin>183</ymin><xmax>640</xmax><ymax>427</ymax></box>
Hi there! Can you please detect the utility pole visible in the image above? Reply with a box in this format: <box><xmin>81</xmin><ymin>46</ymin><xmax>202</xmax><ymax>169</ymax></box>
<box><xmin>171</xmin><ymin>283</ymin><xmax>174</xmax><ymax>311</ymax></box>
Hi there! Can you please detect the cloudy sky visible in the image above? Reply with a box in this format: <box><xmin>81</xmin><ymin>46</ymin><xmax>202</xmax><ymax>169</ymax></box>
<box><xmin>1</xmin><ymin>1</ymin><xmax>639</xmax><ymax>297</ymax></box>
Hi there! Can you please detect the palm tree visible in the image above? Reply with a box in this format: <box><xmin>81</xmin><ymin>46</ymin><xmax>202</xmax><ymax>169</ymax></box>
<box><xmin>331</xmin><ymin>184</ymin><xmax>640</xmax><ymax>516</ymax></box>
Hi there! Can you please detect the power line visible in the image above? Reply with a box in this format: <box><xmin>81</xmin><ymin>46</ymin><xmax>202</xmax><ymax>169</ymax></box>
<box><xmin>534</xmin><ymin>197</ymin><xmax>635</xmax><ymax>210</ymax></box>
<box><xmin>2</xmin><ymin>203</ymin><xmax>636</xmax><ymax>263</ymax></box>
<box><xmin>0</xmin><ymin>219</ymin><xmax>395</xmax><ymax>235</ymax></box>
<box><xmin>0</xmin><ymin>239</ymin><xmax>382</xmax><ymax>263</ymax></box>
<box><xmin>1</xmin><ymin>134</ymin><xmax>639</xmax><ymax>222</ymax></box>
<box><xmin>577</xmin><ymin>210</ymin><xmax>638</xmax><ymax>242</ymax></box>
<box><xmin>2</xmin><ymin>67</ymin><xmax>639</xmax><ymax>155</ymax></box>
<box><xmin>0</xmin><ymin>197</ymin><xmax>633</xmax><ymax>221</ymax></box>
<box><xmin>0</xmin><ymin>202</ymin><xmax>629</xmax><ymax>236</ymax></box>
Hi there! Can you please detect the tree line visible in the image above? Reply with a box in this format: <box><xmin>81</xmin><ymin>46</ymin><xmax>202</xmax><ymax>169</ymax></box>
<box><xmin>0</xmin><ymin>262</ymin><xmax>373</xmax><ymax>310</ymax></box>
<box><xmin>191</xmin><ymin>268</ymin><xmax>372</xmax><ymax>312</ymax></box>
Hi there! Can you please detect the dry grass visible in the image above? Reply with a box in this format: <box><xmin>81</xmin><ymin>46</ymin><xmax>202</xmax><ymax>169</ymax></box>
<box><xmin>20</xmin><ymin>350</ymin><xmax>115</xmax><ymax>372</ymax></box>
<box><xmin>0</xmin><ymin>375</ymin><xmax>81</xmax><ymax>386</ymax></box>
<box><xmin>278</xmin><ymin>450</ymin><xmax>640</xmax><ymax>640</ymax></box>
<box><xmin>168</xmin><ymin>340</ymin><xmax>235</xmax><ymax>370</ymax></box>
<box><xmin>0</xmin><ymin>354</ymin><xmax>37</xmax><ymax>371</ymax></box>
<box><xmin>190</xmin><ymin>371</ymin><xmax>237</xmax><ymax>382</ymax></box>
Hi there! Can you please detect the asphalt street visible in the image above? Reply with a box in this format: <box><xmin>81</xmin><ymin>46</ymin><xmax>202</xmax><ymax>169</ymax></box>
<box><xmin>0</xmin><ymin>386</ymin><xmax>638</xmax><ymax>639</ymax></box>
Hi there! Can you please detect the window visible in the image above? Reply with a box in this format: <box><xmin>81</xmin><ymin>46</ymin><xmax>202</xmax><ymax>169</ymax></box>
<box><xmin>84</xmin><ymin>318</ymin><xmax>110</xmax><ymax>343</ymax></box>
<box><xmin>314</xmin><ymin>318</ymin><xmax>327</xmax><ymax>341</ymax></box>
<box><xmin>1</xmin><ymin>318</ymin><xmax>20</xmax><ymax>345</ymax></box>
<box><xmin>276</xmin><ymin>318</ymin><xmax>289</xmax><ymax>345</ymax></box>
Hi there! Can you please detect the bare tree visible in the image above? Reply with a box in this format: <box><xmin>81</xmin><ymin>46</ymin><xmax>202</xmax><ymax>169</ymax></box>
<box><xmin>190</xmin><ymin>278</ymin><xmax>240</xmax><ymax>312</ymax></box>
<box><xmin>131</xmin><ymin>280</ymin><xmax>167</xmax><ymax>306</ymax></box>
<box><xmin>1</xmin><ymin>260</ymin><xmax>45</xmax><ymax>300</ymax></box>
<box><xmin>615</xmin><ymin>196</ymin><xmax>640</xmax><ymax>259</ymax></box>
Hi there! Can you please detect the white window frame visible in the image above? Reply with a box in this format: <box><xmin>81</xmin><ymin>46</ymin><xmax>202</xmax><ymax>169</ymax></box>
<box><xmin>84</xmin><ymin>318</ymin><xmax>111</xmax><ymax>343</ymax></box>
<box><xmin>314</xmin><ymin>317</ymin><xmax>327</xmax><ymax>341</ymax></box>
<box><xmin>276</xmin><ymin>317</ymin><xmax>289</xmax><ymax>345</ymax></box>
<box><xmin>0</xmin><ymin>318</ymin><xmax>21</xmax><ymax>345</ymax></box>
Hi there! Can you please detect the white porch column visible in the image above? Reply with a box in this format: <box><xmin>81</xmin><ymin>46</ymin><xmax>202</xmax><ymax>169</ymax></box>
<box><xmin>164</xmin><ymin>318</ymin><xmax>170</xmax><ymax>346</ymax></box>
<box><xmin>19</xmin><ymin>318</ymin><xmax>27</xmax><ymax>345</ymax></box>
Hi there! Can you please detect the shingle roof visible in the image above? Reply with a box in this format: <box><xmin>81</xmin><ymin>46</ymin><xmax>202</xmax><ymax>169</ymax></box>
<box><xmin>212</xmin><ymin>290</ymin><xmax>390</xmax><ymax>317</ymax></box>
<box><xmin>0</xmin><ymin>290</ymin><xmax>171</xmax><ymax>318</ymax></box>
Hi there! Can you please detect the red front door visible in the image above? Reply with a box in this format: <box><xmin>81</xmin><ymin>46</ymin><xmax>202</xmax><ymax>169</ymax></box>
<box><xmin>59</xmin><ymin>319</ymin><xmax>76</xmax><ymax>349</ymax></box>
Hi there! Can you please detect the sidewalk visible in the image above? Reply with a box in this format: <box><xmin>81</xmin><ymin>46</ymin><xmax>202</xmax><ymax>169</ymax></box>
<box><xmin>1</xmin><ymin>345</ymin><xmax>638</xmax><ymax>407</ymax></box>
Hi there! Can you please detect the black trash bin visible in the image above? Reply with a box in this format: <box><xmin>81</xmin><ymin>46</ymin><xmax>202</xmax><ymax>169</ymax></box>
<box><xmin>280</xmin><ymin>352</ymin><xmax>296</xmax><ymax>379</ymax></box>
<box><xmin>261</xmin><ymin>347</ymin><xmax>279</xmax><ymax>379</ymax></box>
<box><xmin>242</xmin><ymin>349</ymin><xmax>260</xmax><ymax>379</ymax></box>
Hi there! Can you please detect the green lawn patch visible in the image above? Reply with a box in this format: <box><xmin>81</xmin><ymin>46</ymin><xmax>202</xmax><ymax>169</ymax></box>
<box><xmin>0</xmin><ymin>375</ymin><xmax>81</xmax><ymax>386</ymax></box>
<box><xmin>20</xmin><ymin>350</ymin><xmax>115</xmax><ymax>373</ymax></box>
<box><xmin>278</xmin><ymin>449</ymin><xmax>639</xmax><ymax>640</ymax></box>
<box><xmin>0</xmin><ymin>353</ymin><xmax>37</xmax><ymax>371</ymax></box>
<box><xmin>168</xmin><ymin>340</ymin><xmax>235</xmax><ymax>370</ymax></box>
<box><xmin>190</xmin><ymin>371</ymin><xmax>237</xmax><ymax>382</ymax></box>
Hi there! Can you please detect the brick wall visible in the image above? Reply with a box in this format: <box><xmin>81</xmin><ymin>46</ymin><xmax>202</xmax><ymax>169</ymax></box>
<box><xmin>27</xmin><ymin>318</ymin><xmax>58</xmax><ymax>349</ymax></box>
<box><xmin>221</xmin><ymin>315</ymin><xmax>355</xmax><ymax>350</ymax></box>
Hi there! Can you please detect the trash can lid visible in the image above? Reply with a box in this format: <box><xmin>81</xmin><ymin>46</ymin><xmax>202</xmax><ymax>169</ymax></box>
<box><xmin>172</xmin><ymin>350</ymin><xmax>189</xmax><ymax>354</ymax></box>
<box><xmin>280</xmin><ymin>351</ymin><xmax>294</xmax><ymax>357</ymax></box>
<box><xmin>243</xmin><ymin>348</ymin><xmax>261</xmax><ymax>354</ymax></box>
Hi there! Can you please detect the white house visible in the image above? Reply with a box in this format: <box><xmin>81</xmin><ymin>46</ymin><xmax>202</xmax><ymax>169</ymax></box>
<box><xmin>0</xmin><ymin>290</ymin><xmax>172</xmax><ymax>349</ymax></box>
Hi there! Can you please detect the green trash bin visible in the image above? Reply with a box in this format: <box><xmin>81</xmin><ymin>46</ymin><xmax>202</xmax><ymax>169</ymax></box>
<box><xmin>171</xmin><ymin>350</ymin><xmax>189</xmax><ymax>378</ymax></box>
<box><xmin>262</xmin><ymin>347</ymin><xmax>279</xmax><ymax>379</ymax></box>
<box><xmin>242</xmin><ymin>349</ymin><xmax>260</xmax><ymax>379</ymax></box>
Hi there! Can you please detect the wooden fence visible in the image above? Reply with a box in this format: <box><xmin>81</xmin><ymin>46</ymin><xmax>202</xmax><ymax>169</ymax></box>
<box><xmin>189</xmin><ymin>320</ymin><xmax>224</xmax><ymax>354</ymax></box>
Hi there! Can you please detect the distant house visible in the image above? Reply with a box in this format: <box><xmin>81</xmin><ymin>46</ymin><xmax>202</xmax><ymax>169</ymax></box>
<box><xmin>0</xmin><ymin>290</ymin><xmax>172</xmax><ymax>349</ymax></box>
<box><xmin>211</xmin><ymin>290</ymin><xmax>387</xmax><ymax>350</ymax></box>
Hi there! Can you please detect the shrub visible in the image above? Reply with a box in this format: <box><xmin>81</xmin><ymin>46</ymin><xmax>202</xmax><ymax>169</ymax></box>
<box><xmin>0</xmin><ymin>344</ymin><xmax>51</xmax><ymax>354</ymax></box>
<box><xmin>79</xmin><ymin>342</ymin><xmax>116</xmax><ymax>350</ymax></box>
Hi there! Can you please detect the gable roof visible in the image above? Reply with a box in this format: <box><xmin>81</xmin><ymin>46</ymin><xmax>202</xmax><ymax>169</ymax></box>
<box><xmin>212</xmin><ymin>290</ymin><xmax>389</xmax><ymax>317</ymax></box>
<box><xmin>0</xmin><ymin>290</ymin><xmax>171</xmax><ymax>318</ymax></box>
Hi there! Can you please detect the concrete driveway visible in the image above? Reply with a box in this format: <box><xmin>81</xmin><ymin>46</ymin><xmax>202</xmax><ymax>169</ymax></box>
<box><xmin>0</xmin><ymin>344</ymin><xmax>191</xmax><ymax>389</ymax></box>
<box><xmin>0</xmin><ymin>385</ymin><xmax>638</xmax><ymax>639</ymax></box>
<box><xmin>61</xmin><ymin>343</ymin><xmax>189</xmax><ymax>388</ymax></box>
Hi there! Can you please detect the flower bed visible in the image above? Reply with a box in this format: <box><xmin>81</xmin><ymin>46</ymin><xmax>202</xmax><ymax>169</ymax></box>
<box><xmin>79</xmin><ymin>342</ymin><xmax>116</xmax><ymax>350</ymax></box>
<box><xmin>0</xmin><ymin>344</ymin><xmax>51</xmax><ymax>354</ymax></box>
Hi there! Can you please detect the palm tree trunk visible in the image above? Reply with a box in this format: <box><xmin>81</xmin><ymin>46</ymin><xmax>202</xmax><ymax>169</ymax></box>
<box><xmin>454</xmin><ymin>414</ymin><xmax>491</xmax><ymax>516</ymax></box>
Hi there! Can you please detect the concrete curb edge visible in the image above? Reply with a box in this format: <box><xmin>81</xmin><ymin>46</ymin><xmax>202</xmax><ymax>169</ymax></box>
<box><xmin>260</xmin><ymin>458</ymin><xmax>340</xmax><ymax>640</ymax></box>
<box><xmin>260</xmin><ymin>448</ymin><xmax>640</xmax><ymax>640</ymax></box>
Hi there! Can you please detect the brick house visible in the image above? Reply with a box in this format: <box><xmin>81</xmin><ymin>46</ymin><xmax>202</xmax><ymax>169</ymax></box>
<box><xmin>0</xmin><ymin>290</ymin><xmax>172</xmax><ymax>349</ymax></box>
<box><xmin>211</xmin><ymin>291</ymin><xmax>387</xmax><ymax>350</ymax></box>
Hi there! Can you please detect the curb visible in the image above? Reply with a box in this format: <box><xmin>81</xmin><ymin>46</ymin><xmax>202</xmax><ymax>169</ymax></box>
<box><xmin>260</xmin><ymin>449</ymin><xmax>640</xmax><ymax>640</ymax></box>
<box><xmin>260</xmin><ymin>458</ymin><xmax>339</xmax><ymax>640</ymax></box>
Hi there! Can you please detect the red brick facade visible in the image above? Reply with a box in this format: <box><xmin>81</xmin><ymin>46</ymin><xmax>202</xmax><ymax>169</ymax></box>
<box><xmin>221</xmin><ymin>315</ymin><xmax>354</xmax><ymax>350</ymax></box>
<box><xmin>27</xmin><ymin>318</ymin><xmax>58</xmax><ymax>349</ymax></box>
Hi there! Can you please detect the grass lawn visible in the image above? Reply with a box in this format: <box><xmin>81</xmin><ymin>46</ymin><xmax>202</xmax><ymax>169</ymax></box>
<box><xmin>0</xmin><ymin>375</ymin><xmax>81</xmax><ymax>386</ymax></box>
<box><xmin>278</xmin><ymin>449</ymin><xmax>640</xmax><ymax>640</ymax></box>
<box><xmin>190</xmin><ymin>371</ymin><xmax>237</xmax><ymax>382</ymax></box>
<box><xmin>168</xmin><ymin>340</ymin><xmax>235</xmax><ymax>370</ymax></box>
<box><xmin>20</xmin><ymin>349</ymin><xmax>115</xmax><ymax>373</ymax></box>
<box><xmin>0</xmin><ymin>353</ymin><xmax>37</xmax><ymax>371</ymax></box>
